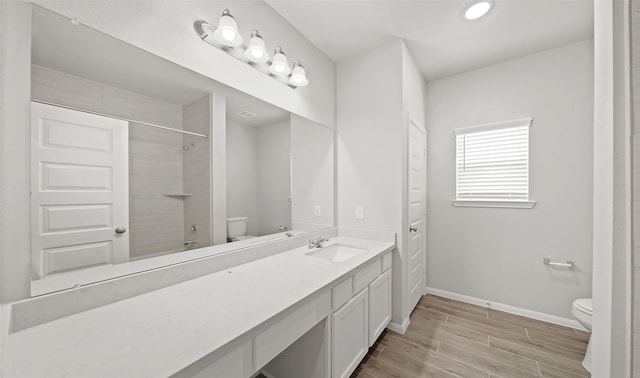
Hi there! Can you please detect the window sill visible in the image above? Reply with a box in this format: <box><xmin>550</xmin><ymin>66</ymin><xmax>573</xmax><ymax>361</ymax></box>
<box><xmin>451</xmin><ymin>200</ymin><xmax>536</xmax><ymax>209</ymax></box>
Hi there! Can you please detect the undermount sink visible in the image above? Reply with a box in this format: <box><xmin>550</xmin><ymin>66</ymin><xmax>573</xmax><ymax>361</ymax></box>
<box><xmin>306</xmin><ymin>244</ymin><xmax>365</xmax><ymax>262</ymax></box>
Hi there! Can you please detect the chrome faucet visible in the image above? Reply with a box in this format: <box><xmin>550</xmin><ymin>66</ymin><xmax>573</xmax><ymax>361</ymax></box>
<box><xmin>308</xmin><ymin>237</ymin><xmax>329</xmax><ymax>249</ymax></box>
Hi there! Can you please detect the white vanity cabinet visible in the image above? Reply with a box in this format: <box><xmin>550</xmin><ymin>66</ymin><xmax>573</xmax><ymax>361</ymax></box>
<box><xmin>332</xmin><ymin>288</ymin><xmax>369</xmax><ymax>378</ymax></box>
<box><xmin>368</xmin><ymin>269</ymin><xmax>392</xmax><ymax>345</ymax></box>
<box><xmin>331</xmin><ymin>252</ymin><xmax>392</xmax><ymax>378</ymax></box>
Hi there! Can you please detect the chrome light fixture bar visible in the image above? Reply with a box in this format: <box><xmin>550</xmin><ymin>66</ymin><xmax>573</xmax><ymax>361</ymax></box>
<box><xmin>194</xmin><ymin>9</ymin><xmax>308</xmax><ymax>89</ymax></box>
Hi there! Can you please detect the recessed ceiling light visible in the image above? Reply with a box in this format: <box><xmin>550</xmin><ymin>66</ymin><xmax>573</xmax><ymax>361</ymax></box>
<box><xmin>464</xmin><ymin>1</ymin><xmax>492</xmax><ymax>20</ymax></box>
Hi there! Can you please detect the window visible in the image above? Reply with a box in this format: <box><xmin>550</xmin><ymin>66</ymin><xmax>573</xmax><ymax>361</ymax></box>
<box><xmin>453</xmin><ymin>118</ymin><xmax>535</xmax><ymax>208</ymax></box>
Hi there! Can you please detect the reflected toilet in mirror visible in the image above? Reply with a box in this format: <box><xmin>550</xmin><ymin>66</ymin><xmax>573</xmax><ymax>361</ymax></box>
<box><xmin>227</xmin><ymin>217</ymin><xmax>255</xmax><ymax>242</ymax></box>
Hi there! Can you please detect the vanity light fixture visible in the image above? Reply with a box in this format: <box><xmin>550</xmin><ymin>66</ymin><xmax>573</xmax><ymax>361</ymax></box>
<box><xmin>269</xmin><ymin>47</ymin><xmax>291</xmax><ymax>77</ymax></box>
<box><xmin>464</xmin><ymin>1</ymin><xmax>492</xmax><ymax>20</ymax></box>
<box><xmin>289</xmin><ymin>60</ymin><xmax>308</xmax><ymax>87</ymax></box>
<box><xmin>243</xmin><ymin>30</ymin><xmax>269</xmax><ymax>63</ymax></box>
<box><xmin>212</xmin><ymin>9</ymin><xmax>243</xmax><ymax>47</ymax></box>
<box><xmin>194</xmin><ymin>9</ymin><xmax>308</xmax><ymax>88</ymax></box>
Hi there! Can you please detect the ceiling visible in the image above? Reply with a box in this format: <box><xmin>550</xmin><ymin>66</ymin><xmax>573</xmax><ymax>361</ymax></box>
<box><xmin>31</xmin><ymin>5</ymin><xmax>289</xmax><ymax>126</ymax></box>
<box><xmin>266</xmin><ymin>0</ymin><xmax>594</xmax><ymax>80</ymax></box>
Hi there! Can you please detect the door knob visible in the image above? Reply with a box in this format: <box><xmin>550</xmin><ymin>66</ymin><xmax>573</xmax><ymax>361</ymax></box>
<box><xmin>115</xmin><ymin>227</ymin><xmax>127</xmax><ymax>234</ymax></box>
<box><xmin>409</xmin><ymin>226</ymin><xmax>417</xmax><ymax>232</ymax></box>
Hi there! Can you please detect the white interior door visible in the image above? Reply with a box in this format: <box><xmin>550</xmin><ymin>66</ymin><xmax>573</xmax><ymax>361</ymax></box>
<box><xmin>31</xmin><ymin>102</ymin><xmax>129</xmax><ymax>279</ymax></box>
<box><xmin>408</xmin><ymin>117</ymin><xmax>427</xmax><ymax>312</ymax></box>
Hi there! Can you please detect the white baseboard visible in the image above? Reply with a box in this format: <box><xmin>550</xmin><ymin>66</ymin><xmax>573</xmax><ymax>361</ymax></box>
<box><xmin>425</xmin><ymin>287</ymin><xmax>587</xmax><ymax>331</ymax></box>
<box><xmin>387</xmin><ymin>317</ymin><xmax>410</xmax><ymax>334</ymax></box>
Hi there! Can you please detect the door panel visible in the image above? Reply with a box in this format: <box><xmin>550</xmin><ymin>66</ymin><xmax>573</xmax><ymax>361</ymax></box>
<box><xmin>31</xmin><ymin>102</ymin><xmax>129</xmax><ymax>278</ymax></box>
<box><xmin>44</xmin><ymin>242</ymin><xmax>114</xmax><ymax>273</ymax></box>
<box><xmin>41</xmin><ymin>163</ymin><xmax>113</xmax><ymax>191</ymax></box>
<box><xmin>408</xmin><ymin>118</ymin><xmax>427</xmax><ymax>313</ymax></box>
<box><xmin>41</xmin><ymin>204</ymin><xmax>112</xmax><ymax>233</ymax></box>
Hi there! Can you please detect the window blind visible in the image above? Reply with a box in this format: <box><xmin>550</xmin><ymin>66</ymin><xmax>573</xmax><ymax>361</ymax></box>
<box><xmin>455</xmin><ymin>119</ymin><xmax>530</xmax><ymax>201</ymax></box>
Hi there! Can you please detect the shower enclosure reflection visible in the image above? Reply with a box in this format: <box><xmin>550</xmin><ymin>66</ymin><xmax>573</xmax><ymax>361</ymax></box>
<box><xmin>129</xmin><ymin>103</ymin><xmax>211</xmax><ymax>260</ymax></box>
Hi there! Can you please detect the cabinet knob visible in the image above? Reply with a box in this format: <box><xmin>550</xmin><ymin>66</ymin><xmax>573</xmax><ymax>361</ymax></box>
<box><xmin>409</xmin><ymin>226</ymin><xmax>417</xmax><ymax>232</ymax></box>
<box><xmin>115</xmin><ymin>227</ymin><xmax>127</xmax><ymax>234</ymax></box>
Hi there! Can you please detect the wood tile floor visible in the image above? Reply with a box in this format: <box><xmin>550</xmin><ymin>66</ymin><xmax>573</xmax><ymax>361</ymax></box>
<box><xmin>353</xmin><ymin>294</ymin><xmax>591</xmax><ymax>378</ymax></box>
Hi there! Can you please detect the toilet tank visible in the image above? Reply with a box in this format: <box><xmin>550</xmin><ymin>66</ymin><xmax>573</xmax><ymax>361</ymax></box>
<box><xmin>227</xmin><ymin>217</ymin><xmax>248</xmax><ymax>238</ymax></box>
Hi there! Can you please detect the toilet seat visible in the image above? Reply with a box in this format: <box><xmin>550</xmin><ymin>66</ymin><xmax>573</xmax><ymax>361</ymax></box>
<box><xmin>574</xmin><ymin>298</ymin><xmax>592</xmax><ymax>315</ymax></box>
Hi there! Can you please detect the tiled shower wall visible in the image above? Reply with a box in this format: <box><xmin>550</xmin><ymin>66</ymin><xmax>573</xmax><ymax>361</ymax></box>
<box><xmin>129</xmin><ymin>123</ymin><xmax>185</xmax><ymax>259</ymax></box>
<box><xmin>183</xmin><ymin>95</ymin><xmax>211</xmax><ymax>249</ymax></box>
<box><xmin>31</xmin><ymin>65</ymin><xmax>187</xmax><ymax>260</ymax></box>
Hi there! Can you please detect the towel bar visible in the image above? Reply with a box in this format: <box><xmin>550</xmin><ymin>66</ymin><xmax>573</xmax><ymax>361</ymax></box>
<box><xmin>543</xmin><ymin>258</ymin><xmax>575</xmax><ymax>270</ymax></box>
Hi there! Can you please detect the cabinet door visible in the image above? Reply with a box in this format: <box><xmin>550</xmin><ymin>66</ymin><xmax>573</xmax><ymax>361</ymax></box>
<box><xmin>332</xmin><ymin>288</ymin><xmax>368</xmax><ymax>378</ymax></box>
<box><xmin>368</xmin><ymin>269</ymin><xmax>392</xmax><ymax>346</ymax></box>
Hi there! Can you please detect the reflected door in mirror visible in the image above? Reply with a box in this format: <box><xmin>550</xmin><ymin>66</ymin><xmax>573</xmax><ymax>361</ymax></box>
<box><xmin>30</xmin><ymin>102</ymin><xmax>130</xmax><ymax>279</ymax></box>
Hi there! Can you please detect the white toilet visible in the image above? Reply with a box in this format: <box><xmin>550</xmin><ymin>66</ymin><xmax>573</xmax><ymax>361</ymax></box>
<box><xmin>226</xmin><ymin>217</ymin><xmax>256</xmax><ymax>242</ymax></box>
<box><xmin>571</xmin><ymin>298</ymin><xmax>593</xmax><ymax>372</ymax></box>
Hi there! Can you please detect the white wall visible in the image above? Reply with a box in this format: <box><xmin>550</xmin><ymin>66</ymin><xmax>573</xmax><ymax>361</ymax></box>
<box><xmin>258</xmin><ymin>120</ymin><xmax>291</xmax><ymax>236</ymax></box>
<box><xmin>402</xmin><ymin>45</ymin><xmax>428</xmax><ymax>128</ymax></box>
<box><xmin>337</xmin><ymin>40</ymin><xmax>403</xmax><ymax>233</ymax></box>
<box><xmin>425</xmin><ymin>40</ymin><xmax>594</xmax><ymax>320</ymax></box>
<box><xmin>226</xmin><ymin>121</ymin><xmax>259</xmax><ymax>237</ymax></box>
<box><xmin>337</xmin><ymin>39</ymin><xmax>411</xmax><ymax>326</ymax></box>
<box><xmin>227</xmin><ymin>120</ymin><xmax>292</xmax><ymax>237</ymax></box>
<box><xmin>291</xmin><ymin>115</ymin><xmax>335</xmax><ymax>230</ymax></box>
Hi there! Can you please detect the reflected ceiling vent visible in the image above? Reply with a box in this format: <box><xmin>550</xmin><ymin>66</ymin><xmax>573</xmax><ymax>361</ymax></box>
<box><xmin>236</xmin><ymin>110</ymin><xmax>256</xmax><ymax>119</ymax></box>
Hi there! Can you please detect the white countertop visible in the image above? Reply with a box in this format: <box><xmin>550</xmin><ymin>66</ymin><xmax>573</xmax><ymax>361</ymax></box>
<box><xmin>3</xmin><ymin>236</ymin><xmax>394</xmax><ymax>377</ymax></box>
<box><xmin>30</xmin><ymin>230</ymin><xmax>307</xmax><ymax>296</ymax></box>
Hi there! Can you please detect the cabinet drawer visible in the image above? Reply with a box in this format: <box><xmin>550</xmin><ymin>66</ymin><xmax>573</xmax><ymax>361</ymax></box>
<box><xmin>333</xmin><ymin>276</ymin><xmax>353</xmax><ymax>310</ymax></box>
<box><xmin>382</xmin><ymin>252</ymin><xmax>392</xmax><ymax>271</ymax></box>
<box><xmin>353</xmin><ymin>258</ymin><xmax>381</xmax><ymax>294</ymax></box>
<box><xmin>254</xmin><ymin>290</ymin><xmax>331</xmax><ymax>369</ymax></box>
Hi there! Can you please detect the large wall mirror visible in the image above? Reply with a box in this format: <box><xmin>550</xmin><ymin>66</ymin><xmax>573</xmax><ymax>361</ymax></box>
<box><xmin>30</xmin><ymin>6</ymin><xmax>335</xmax><ymax>296</ymax></box>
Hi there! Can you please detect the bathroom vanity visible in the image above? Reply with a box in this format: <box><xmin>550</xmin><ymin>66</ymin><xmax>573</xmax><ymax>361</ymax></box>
<box><xmin>3</xmin><ymin>232</ymin><xmax>394</xmax><ymax>377</ymax></box>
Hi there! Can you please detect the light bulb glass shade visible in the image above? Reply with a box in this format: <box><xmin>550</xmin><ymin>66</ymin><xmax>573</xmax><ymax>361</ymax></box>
<box><xmin>243</xmin><ymin>30</ymin><xmax>269</xmax><ymax>63</ymax></box>
<box><xmin>464</xmin><ymin>1</ymin><xmax>492</xmax><ymax>20</ymax></box>
<box><xmin>269</xmin><ymin>48</ymin><xmax>291</xmax><ymax>76</ymax></box>
<box><xmin>289</xmin><ymin>61</ymin><xmax>308</xmax><ymax>87</ymax></box>
<box><xmin>213</xmin><ymin>9</ymin><xmax>243</xmax><ymax>47</ymax></box>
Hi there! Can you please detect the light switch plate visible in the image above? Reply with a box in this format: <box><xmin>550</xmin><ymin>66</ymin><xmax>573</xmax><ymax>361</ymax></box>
<box><xmin>355</xmin><ymin>206</ymin><xmax>364</xmax><ymax>220</ymax></box>
<box><xmin>314</xmin><ymin>205</ymin><xmax>321</xmax><ymax>216</ymax></box>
